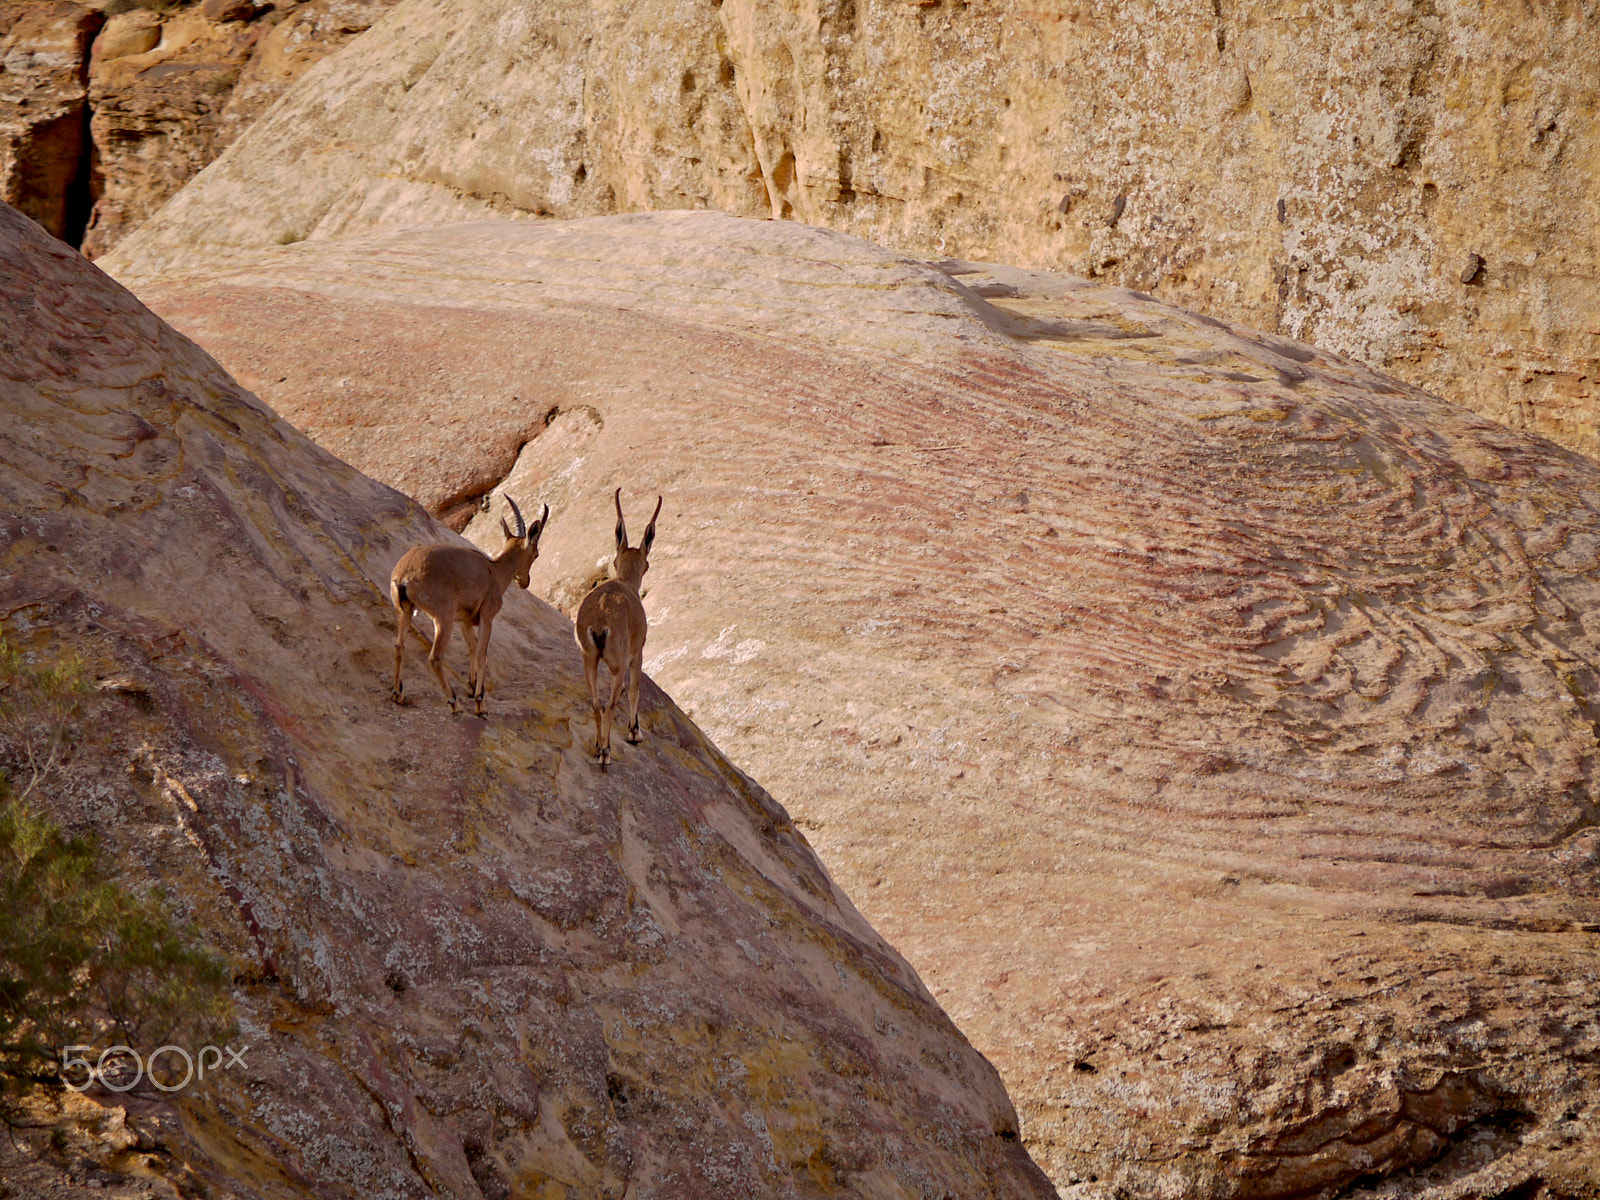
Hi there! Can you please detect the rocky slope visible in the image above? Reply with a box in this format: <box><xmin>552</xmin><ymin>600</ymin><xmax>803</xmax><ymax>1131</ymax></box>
<box><xmin>99</xmin><ymin>0</ymin><xmax>1600</xmax><ymax>465</ymax></box>
<box><xmin>117</xmin><ymin>209</ymin><xmax>1600</xmax><ymax>1200</ymax></box>
<box><xmin>0</xmin><ymin>0</ymin><xmax>397</xmax><ymax>259</ymax></box>
<box><xmin>0</xmin><ymin>199</ymin><xmax>1055</xmax><ymax>1199</ymax></box>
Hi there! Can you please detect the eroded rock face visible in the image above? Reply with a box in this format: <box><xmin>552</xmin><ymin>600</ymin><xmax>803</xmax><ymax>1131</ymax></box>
<box><xmin>101</xmin><ymin>0</ymin><xmax>1600</xmax><ymax>464</ymax></box>
<box><xmin>0</xmin><ymin>200</ymin><xmax>1055</xmax><ymax>1199</ymax></box>
<box><xmin>80</xmin><ymin>0</ymin><xmax>399</xmax><ymax>259</ymax></box>
<box><xmin>0</xmin><ymin>1</ymin><xmax>101</xmax><ymax>241</ymax></box>
<box><xmin>121</xmin><ymin>210</ymin><xmax>1600</xmax><ymax>1199</ymax></box>
<box><xmin>0</xmin><ymin>0</ymin><xmax>397</xmax><ymax>259</ymax></box>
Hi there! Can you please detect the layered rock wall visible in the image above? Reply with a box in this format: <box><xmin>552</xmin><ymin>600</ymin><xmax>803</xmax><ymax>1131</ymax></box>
<box><xmin>102</xmin><ymin>0</ymin><xmax>1600</xmax><ymax>460</ymax></box>
<box><xmin>0</xmin><ymin>1</ymin><xmax>101</xmax><ymax>242</ymax></box>
<box><xmin>0</xmin><ymin>0</ymin><xmax>396</xmax><ymax>259</ymax></box>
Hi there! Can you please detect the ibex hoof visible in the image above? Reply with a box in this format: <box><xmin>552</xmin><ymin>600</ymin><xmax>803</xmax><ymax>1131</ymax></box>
<box><xmin>596</xmin><ymin>748</ymin><xmax>611</xmax><ymax>768</ymax></box>
<box><xmin>391</xmin><ymin>687</ymin><xmax>405</xmax><ymax>705</ymax></box>
<box><xmin>626</xmin><ymin>727</ymin><xmax>641</xmax><ymax>745</ymax></box>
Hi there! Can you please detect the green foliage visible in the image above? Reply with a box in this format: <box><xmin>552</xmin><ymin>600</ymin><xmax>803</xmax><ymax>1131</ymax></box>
<box><xmin>0</xmin><ymin>638</ymin><xmax>87</xmax><ymax>806</ymax></box>
<box><xmin>0</xmin><ymin>798</ymin><xmax>110</xmax><ymax>1089</ymax></box>
<box><xmin>0</xmin><ymin>639</ymin><xmax>232</xmax><ymax>1102</ymax></box>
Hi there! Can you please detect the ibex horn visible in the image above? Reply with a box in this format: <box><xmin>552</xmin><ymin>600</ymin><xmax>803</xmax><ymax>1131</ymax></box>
<box><xmin>614</xmin><ymin>487</ymin><xmax>627</xmax><ymax>547</ymax></box>
<box><xmin>506</xmin><ymin>495</ymin><xmax>526</xmax><ymax>539</ymax></box>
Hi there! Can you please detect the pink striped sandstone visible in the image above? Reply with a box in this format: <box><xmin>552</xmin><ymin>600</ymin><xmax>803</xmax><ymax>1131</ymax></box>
<box><xmin>0</xmin><ymin>202</ymin><xmax>1053</xmax><ymax>1200</ymax></box>
<box><xmin>120</xmin><ymin>211</ymin><xmax>1600</xmax><ymax>1199</ymax></box>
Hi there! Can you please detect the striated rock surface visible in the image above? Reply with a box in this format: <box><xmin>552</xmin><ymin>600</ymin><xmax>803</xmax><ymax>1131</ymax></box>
<box><xmin>121</xmin><ymin>210</ymin><xmax>1600</xmax><ymax>1199</ymax></box>
<box><xmin>101</xmin><ymin>0</ymin><xmax>1600</xmax><ymax>464</ymax></box>
<box><xmin>0</xmin><ymin>0</ymin><xmax>397</xmax><ymax>259</ymax></box>
<box><xmin>0</xmin><ymin>1</ymin><xmax>101</xmax><ymax>241</ymax></box>
<box><xmin>0</xmin><ymin>200</ymin><xmax>1055</xmax><ymax>1199</ymax></box>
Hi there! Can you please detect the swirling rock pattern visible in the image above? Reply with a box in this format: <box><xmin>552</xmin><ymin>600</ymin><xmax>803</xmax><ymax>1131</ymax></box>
<box><xmin>124</xmin><ymin>210</ymin><xmax>1600</xmax><ymax>1198</ymax></box>
<box><xmin>0</xmin><ymin>201</ymin><xmax>1053</xmax><ymax>1200</ymax></box>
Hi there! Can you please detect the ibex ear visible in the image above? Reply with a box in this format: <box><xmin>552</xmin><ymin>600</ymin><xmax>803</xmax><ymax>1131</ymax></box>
<box><xmin>641</xmin><ymin>494</ymin><xmax>663</xmax><ymax>555</ymax></box>
<box><xmin>500</xmin><ymin>517</ymin><xmax>514</xmax><ymax>541</ymax></box>
<box><xmin>532</xmin><ymin>503</ymin><xmax>550</xmax><ymax>543</ymax></box>
<box><xmin>613</xmin><ymin>486</ymin><xmax>628</xmax><ymax>550</ymax></box>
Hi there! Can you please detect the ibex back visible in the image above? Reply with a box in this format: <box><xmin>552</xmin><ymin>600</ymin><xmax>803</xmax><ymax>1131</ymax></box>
<box><xmin>574</xmin><ymin>489</ymin><xmax>661</xmax><ymax>765</ymax></box>
<box><xmin>391</xmin><ymin>497</ymin><xmax>548</xmax><ymax>716</ymax></box>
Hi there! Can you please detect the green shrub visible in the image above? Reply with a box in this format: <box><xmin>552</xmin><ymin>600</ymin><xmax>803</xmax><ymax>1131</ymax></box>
<box><xmin>0</xmin><ymin>639</ymin><xmax>232</xmax><ymax>1104</ymax></box>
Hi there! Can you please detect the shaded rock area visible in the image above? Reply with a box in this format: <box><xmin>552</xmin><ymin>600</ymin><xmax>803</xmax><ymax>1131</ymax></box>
<box><xmin>0</xmin><ymin>0</ymin><xmax>397</xmax><ymax>259</ymax></box>
<box><xmin>0</xmin><ymin>199</ymin><xmax>1057</xmax><ymax>1199</ymax></box>
<box><xmin>99</xmin><ymin>0</ymin><xmax>1600</xmax><ymax>465</ymax></box>
<box><xmin>0</xmin><ymin>1</ymin><xmax>102</xmax><ymax>242</ymax></box>
<box><xmin>123</xmin><ymin>210</ymin><xmax>1600</xmax><ymax>1199</ymax></box>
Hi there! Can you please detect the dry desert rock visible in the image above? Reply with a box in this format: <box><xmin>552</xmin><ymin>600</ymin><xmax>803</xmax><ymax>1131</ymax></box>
<box><xmin>120</xmin><ymin>210</ymin><xmax>1600</xmax><ymax>1199</ymax></box>
<box><xmin>0</xmin><ymin>198</ymin><xmax>1056</xmax><ymax>1200</ymax></box>
<box><xmin>99</xmin><ymin>0</ymin><xmax>1600</xmax><ymax>465</ymax></box>
<box><xmin>0</xmin><ymin>0</ymin><xmax>400</xmax><ymax>259</ymax></box>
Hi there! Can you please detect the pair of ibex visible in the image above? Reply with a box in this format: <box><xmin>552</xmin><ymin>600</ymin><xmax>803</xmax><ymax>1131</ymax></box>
<box><xmin>389</xmin><ymin>489</ymin><xmax>662</xmax><ymax>766</ymax></box>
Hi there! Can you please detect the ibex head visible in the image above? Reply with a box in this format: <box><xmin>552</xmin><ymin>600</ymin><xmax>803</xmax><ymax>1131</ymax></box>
<box><xmin>500</xmin><ymin>496</ymin><xmax>550</xmax><ymax>589</ymax></box>
<box><xmin>611</xmin><ymin>488</ymin><xmax>661</xmax><ymax>591</ymax></box>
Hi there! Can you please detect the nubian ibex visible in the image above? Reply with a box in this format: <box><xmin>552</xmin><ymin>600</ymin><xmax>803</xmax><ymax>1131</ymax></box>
<box><xmin>390</xmin><ymin>496</ymin><xmax>548</xmax><ymax>716</ymax></box>
<box><xmin>575</xmin><ymin>489</ymin><xmax>661</xmax><ymax>765</ymax></box>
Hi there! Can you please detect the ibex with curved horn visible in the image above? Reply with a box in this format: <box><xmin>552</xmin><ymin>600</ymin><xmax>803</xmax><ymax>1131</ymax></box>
<box><xmin>390</xmin><ymin>496</ymin><xmax>548</xmax><ymax>716</ymax></box>
<box><xmin>575</xmin><ymin>489</ymin><xmax>661</xmax><ymax>765</ymax></box>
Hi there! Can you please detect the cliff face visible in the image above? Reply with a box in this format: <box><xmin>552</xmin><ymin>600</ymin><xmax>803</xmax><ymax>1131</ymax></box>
<box><xmin>99</xmin><ymin>0</ymin><xmax>1600</xmax><ymax>463</ymax></box>
<box><xmin>0</xmin><ymin>0</ymin><xmax>397</xmax><ymax>259</ymax></box>
<box><xmin>0</xmin><ymin>199</ymin><xmax>1055</xmax><ymax>1200</ymax></box>
<box><xmin>0</xmin><ymin>1</ymin><xmax>101</xmax><ymax>243</ymax></box>
<box><xmin>120</xmin><ymin>209</ymin><xmax>1600</xmax><ymax>1199</ymax></box>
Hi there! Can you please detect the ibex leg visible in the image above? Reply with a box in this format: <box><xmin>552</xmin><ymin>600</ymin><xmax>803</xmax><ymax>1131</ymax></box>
<box><xmin>392</xmin><ymin>600</ymin><xmax>412</xmax><ymax>704</ymax></box>
<box><xmin>583</xmin><ymin>646</ymin><xmax>607</xmax><ymax>764</ymax></box>
<box><xmin>601</xmin><ymin>661</ymin><xmax>626</xmax><ymax>766</ymax></box>
<box><xmin>426</xmin><ymin>614</ymin><xmax>460</xmax><ymax>714</ymax></box>
<box><xmin>458</xmin><ymin>618</ymin><xmax>484</xmax><ymax>717</ymax></box>
<box><xmin>472</xmin><ymin>614</ymin><xmax>494</xmax><ymax>716</ymax></box>
<box><xmin>625</xmin><ymin>648</ymin><xmax>644</xmax><ymax>744</ymax></box>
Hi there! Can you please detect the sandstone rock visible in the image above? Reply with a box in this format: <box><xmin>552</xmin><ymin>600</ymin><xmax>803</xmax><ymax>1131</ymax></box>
<box><xmin>123</xmin><ymin>210</ymin><xmax>1600</xmax><ymax>1198</ymax></box>
<box><xmin>201</xmin><ymin>0</ymin><xmax>261</xmax><ymax>22</ymax></box>
<box><xmin>0</xmin><ymin>1</ymin><xmax>101</xmax><ymax>241</ymax></box>
<box><xmin>102</xmin><ymin>0</ymin><xmax>1600</xmax><ymax>466</ymax></box>
<box><xmin>0</xmin><ymin>0</ymin><xmax>399</xmax><ymax>259</ymax></box>
<box><xmin>88</xmin><ymin>8</ymin><xmax>159</xmax><ymax>64</ymax></box>
<box><xmin>0</xmin><ymin>199</ymin><xmax>1056</xmax><ymax>1199</ymax></box>
<box><xmin>78</xmin><ymin>0</ymin><xmax>400</xmax><ymax>259</ymax></box>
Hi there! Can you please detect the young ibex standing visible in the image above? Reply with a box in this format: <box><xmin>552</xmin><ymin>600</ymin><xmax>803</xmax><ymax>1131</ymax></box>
<box><xmin>390</xmin><ymin>496</ymin><xmax>548</xmax><ymax>716</ymax></box>
<box><xmin>575</xmin><ymin>489</ymin><xmax>661</xmax><ymax>765</ymax></box>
